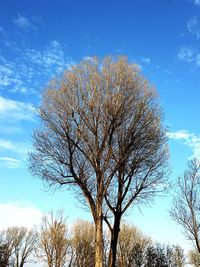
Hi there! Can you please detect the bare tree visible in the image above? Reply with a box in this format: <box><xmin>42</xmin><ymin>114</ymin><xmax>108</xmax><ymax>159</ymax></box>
<box><xmin>29</xmin><ymin>56</ymin><xmax>168</xmax><ymax>267</ymax></box>
<box><xmin>0</xmin><ymin>227</ymin><xmax>38</xmax><ymax>267</ymax></box>
<box><xmin>0</xmin><ymin>228</ymin><xmax>15</xmax><ymax>266</ymax></box>
<box><xmin>117</xmin><ymin>223</ymin><xmax>151</xmax><ymax>267</ymax></box>
<box><xmin>11</xmin><ymin>227</ymin><xmax>38</xmax><ymax>267</ymax></box>
<box><xmin>0</xmin><ymin>234</ymin><xmax>10</xmax><ymax>267</ymax></box>
<box><xmin>71</xmin><ymin>220</ymin><xmax>95</xmax><ymax>267</ymax></box>
<box><xmin>172</xmin><ymin>245</ymin><xmax>185</xmax><ymax>267</ymax></box>
<box><xmin>100</xmin><ymin>64</ymin><xmax>168</xmax><ymax>266</ymax></box>
<box><xmin>170</xmin><ymin>159</ymin><xmax>200</xmax><ymax>253</ymax></box>
<box><xmin>188</xmin><ymin>249</ymin><xmax>200</xmax><ymax>267</ymax></box>
<box><xmin>37</xmin><ymin>211</ymin><xmax>70</xmax><ymax>267</ymax></box>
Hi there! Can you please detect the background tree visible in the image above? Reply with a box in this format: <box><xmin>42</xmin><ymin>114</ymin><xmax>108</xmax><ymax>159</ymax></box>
<box><xmin>29</xmin><ymin>56</ymin><xmax>168</xmax><ymax>267</ymax></box>
<box><xmin>9</xmin><ymin>227</ymin><xmax>38</xmax><ymax>267</ymax></box>
<box><xmin>0</xmin><ymin>228</ymin><xmax>15</xmax><ymax>266</ymax></box>
<box><xmin>172</xmin><ymin>245</ymin><xmax>185</xmax><ymax>267</ymax></box>
<box><xmin>0</xmin><ymin>238</ymin><xmax>10</xmax><ymax>267</ymax></box>
<box><xmin>71</xmin><ymin>220</ymin><xmax>95</xmax><ymax>267</ymax></box>
<box><xmin>188</xmin><ymin>250</ymin><xmax>200</xmax><ymax>267</ymax></box>
<box><xmin>36</xmin><ymin>211</ymin><xmax>70</xmax><ymax>267</ymax></box>
<box><xmin>170</xmin><ymin>159</ymin><xmax>200</xmax><ymax>253</ymax></box>
<box><xmin>0</xmin><ymin>227</ymin><xmax>37</xmax><ymax>267</ymax></box>
<box><xmin>144</xmin><ymin>243</ymin><xmax>184</xmax><ymax>267</ymax></box>
<box><xmin>117</xmin><ymin>223</ymin><xmax>151</xmax><ymax>267</ymax></box>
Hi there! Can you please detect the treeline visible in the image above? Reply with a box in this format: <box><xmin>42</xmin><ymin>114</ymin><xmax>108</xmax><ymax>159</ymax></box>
<box><xmin>0</xmin><ymin>211</ymin><xmax>199</xmax><ymax>267</ymax></box>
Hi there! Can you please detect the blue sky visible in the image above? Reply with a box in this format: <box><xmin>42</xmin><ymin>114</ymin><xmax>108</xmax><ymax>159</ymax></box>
<box><xmin>1</xmin><ymin>0</ymin><xmax>200</xmax><ymax>256</ymax></box>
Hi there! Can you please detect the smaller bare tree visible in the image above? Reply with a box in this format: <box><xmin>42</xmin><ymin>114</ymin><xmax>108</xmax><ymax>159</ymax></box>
<box><xmin>172</xmin><ymin>245</ymin><xmax>185</xmax><ymax>267</ymax></box>
<box><xmin>37</xmin><ymin>211</ymin><xmax>70</xmax><ymax>267</ymax></box>
<box><xmin>188</xmin><ymin>249</ymin><xmax>200</xmax><ymax>267</ymax></box>
<box><xmin>0</xmin><ymin>235</ymin><xmax>10</xmax><ymax>267</ymax></box>
<box><xmin>170</xmin><ymin>159</ymin><xmax>200</xmax><ymax>252</ymax></box>
<box><xmin>71</xmin><ymin>220</ymin><xmax>95</xmax><ymax>267</ymax></box>
<box><xmin>117</xmin><ymin>223</ymin><xmax>151</xmax><ymax>267</ymax></box>
<box><xmin>0</xmin><ymin>227</ymin><xmax>38</xmax><ymax>267</ymax></box>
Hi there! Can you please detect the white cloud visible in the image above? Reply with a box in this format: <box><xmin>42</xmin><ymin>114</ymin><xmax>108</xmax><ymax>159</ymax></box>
<box><xmin>0</xmin><ymin>96</ymin><xmax>36</xmax><ymax>122</ymax></box>
<box><xmin>196</xmin><ymin>53</ymin><xmax>200</xmax><ymax>66</ymax></box>
<box><xmin>194</xmin><ymin>0</ymin><xmax>200</xmax><ymax>6</ymax></box>
<box><xmin>177</xmin><ymin>46</ymin><xmax>200</xmax><ymax>67</ymax></box>
<box><xmin>141</xmin><ymin>57</ymin><xmax>151</xmax><ymax>65</ymax></box>
<box><xmin>187</xmin><ymin>16</ymin><xmax>200</xmax><ymax>38</ymax></box>
<box><xmin>177</xmin><ymin>47</ymin><xmax>194</xmax><ymax>62</ymax></box>
<box><xmin>24</xmin><ymin>40</ymin><xmax>74</xmax><ymax>73</ymax></box>
<box><xmin>0</xmin><ymin>56</ymin><xmax>31</xmax><ymax>94</ymax></box>
<box><xmin>0</xmin><ymin>139</ymin><xmax>31</xmax><ymax>155</ymax></box>
<box><xmin>0</xmin><ymin>40</ymin><xmax>74</xmax><ymax>94</ymax></box>
<box><xmin>0</xmin><ymin>125</ymin><xmax>23</xmax><ymax>135</ymax></box>
<box><xmin>168</xmin><ymin>130</ymin><xmax>200</xmax><ymax>159</ymax></box>
<box><xmin>0</xmin><ymin>26</ymin><xmax>6</xmax><ymax>38</ymax></box>
<box><xmin>0</xmin><ymin>139</ymin><xmax>31</xmax><ymax>168</ymax></box>
<box><xmin>167</xmin><ymin>130</ymin><xmax>190</xmax><ymax>140</ymax></box>
<box><xmin>13</xmin><ymin>15</ymin><xmax>36</xmax><ymax>30</ymax></box>
<box><xmin>0</xmin><ymin>157</ymin><xmax>22</xmax><ymax>168</ymax></box>
<box><xmin>0</xmin><ymin>202</ymin><xmax>42</xmax><ymax>229</ymax></box>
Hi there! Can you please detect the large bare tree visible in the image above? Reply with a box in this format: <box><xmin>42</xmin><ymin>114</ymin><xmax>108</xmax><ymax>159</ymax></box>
<box><xmin>102</xmin><ymin>85</ymin><xmax>168</xmax><ymax>266</ymax></box>
<box><xmin>29</xmin><ymin>56</ymin><xmax>168</xmax><ymax>267</ymax></box>
<box><xmin>171</xmin><ymin>159</ymin><xmax>200</xmax><ymax>253</ymax></box>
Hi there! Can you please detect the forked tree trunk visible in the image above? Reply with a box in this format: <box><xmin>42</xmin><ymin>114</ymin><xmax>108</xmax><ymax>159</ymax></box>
<box><xmin>95</xmin><ymin>215</ymin><xmax>104</xmax><ymax>267</ymax></box>
<box><xmin>108</xmin><ymin>214</ymin><xmax>121</xmax><ymax>267</ymax></box>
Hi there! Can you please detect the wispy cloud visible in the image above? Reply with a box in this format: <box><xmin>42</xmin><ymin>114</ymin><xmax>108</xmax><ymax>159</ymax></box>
<box><xmin>0</xmin><ymin>26</ymin><xmax>6</xmax><ymax>38</ymax></box>
<box><xmin>187</xmin><ymin>16</ymin><xmax>200</xmax><ymax>38</ymax></box>
<box><xmin>0</xmin><ymin>139</ymin><xmax>31</xmax><ymax>155</ymax></box>
<box><xmin>24</xmin><ymin>40</ymin><xmax>74</xmax><ymax>73</ymax></box>
<box><xmin>0</xmin><ymin>157</ymin><xmax>22</xmax><ymax>168</ymax></box>
<box><xmin>177</xmin><ymin>47</ymin><xmax>194</xmax><ymax>62</ymax></box>
<box><xmin>0</xmin><ymin>56</ymin><xmax>34</xmax><ymax>94</ymax></box>
<box><xmin>13</xmin><ymin>14</ymin><xmax>36</xmax><ymax>30</ymax></box>
<box><xmin>0</xmin><ymin>138</ymin><xmax>31</xmax><ymax>168</ymax></box>
<box><xmin>141</xmin><ymin>57</ymin><xmax>151</xmax><ymax>65</ymax></box>
<box><xmin>0</xmin><ymin>40</ymin><xmax>74</xmax><ymax>94</ymax></box>
<box><xmin>194</xmin><ymin>0</ymin><xmax>200</xmax><ymax>6</ymax></box>
<box><xmin>0</xmin><ymin>202</ymin><xmax>42</xmax><ymax>229</ymax></box>
<box><xmin>0</xmin><ymin>96</ymin><xmax>36</xmax><ymax>122</ymax></box>
<box><xmin>168</xmin><ymin>130</ymin><xmax>200</xmax><ymax>159</ymax></box>
<box><xmin>0</xmin><ymin>97</ymin><xmax>34</xmax><ymax>169</ymax></box>
<box><xmin>177</xmin><ymin>46</ymin><xmax>200</xmax><ymax>67</ymax></box>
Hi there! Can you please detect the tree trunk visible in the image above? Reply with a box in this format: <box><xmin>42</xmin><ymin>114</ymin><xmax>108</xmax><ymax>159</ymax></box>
<box><xmin>108</xmin><ymin>214</ymin><xmax>121</xmax><ymax>267</ymax></box>
<box><xmin>95</xmin><ymin>209</ymin><xmax>104</xmax><ymax>267</ymax></box>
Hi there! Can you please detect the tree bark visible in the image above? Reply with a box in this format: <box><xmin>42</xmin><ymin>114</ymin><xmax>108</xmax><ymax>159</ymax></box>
<box><xmin>95</xmin><ymin>214</ymin><xmax>104</xmax><ymax>267</ymax></box>
<box><xmin>108</xmin><ymin>214</ymin><xmax>121</xmax><ymax>267</ymax></box>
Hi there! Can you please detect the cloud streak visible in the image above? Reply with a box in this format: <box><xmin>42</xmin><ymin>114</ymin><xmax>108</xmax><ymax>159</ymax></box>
<box><xmin>0</xmin><ymin>157</ymin><xmax>22</xmax><ymax>168</ymax></box>
<box><xmin>141</xmin><ymin>57</ymin><xmax>151</xmax><ymax>65</ymax></box>
<box><xmin>0</xmin><ymin>139</ymin><xmax>31</xmax><ymax>155</ymax></box>
<box><xmin>187</xmin><ymin>16</ymin><xmax>200</xmax><ymax>38</ymax></box>
<box><xmin>177</xmin><ymin>46</ymin><xmax>200</xmax><ymax>67</ymax></box>
<box><xmin>0</xmin><ymin>97</ymin><xmax>35</xmax><ymax>168</ymax></box>
<box><xmin>168</xmin><ymin>130</ymin><xmax>200</xmax><ymax>159</ymax></box>
<box><xmin>0</xmin><ymin>96</ymin><xmax>36</xmax><ymax>122</ymax></box>
<box><xmin>24</xmin><ymin>40</ymin><xmax>72</xmax><ymax>73</ymax></box>
<box><xmin>13</xmin><ymin>14</ymin><xmax>37</xmax><ymax>30</ymax></box>
<box><xmin>194</xmin><ymin>0</ymin><xmax>200</xmax><ymax>6</ymax></box>
<box><xmin>0</xmin><ymin>202</ymin><xmax>42</xmax><ymax>229</ymax></box>
<box><xmin>0</xmin><ymin>40</ymin><xmax>74</xmax><ymax>94</ymax></box>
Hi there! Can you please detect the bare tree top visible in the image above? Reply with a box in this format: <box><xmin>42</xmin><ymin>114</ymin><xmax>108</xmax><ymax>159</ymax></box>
<box><xmin>29</xmin><ymin>56</ymin><xmax>168</xmax><ymax>218</ymax></box>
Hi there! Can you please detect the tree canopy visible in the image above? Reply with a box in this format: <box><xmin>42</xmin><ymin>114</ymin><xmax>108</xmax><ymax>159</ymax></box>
<box><xmin>29</xmin><ymin>56</ymin><xmax>168</xmax><ymax>267</ymax></box>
